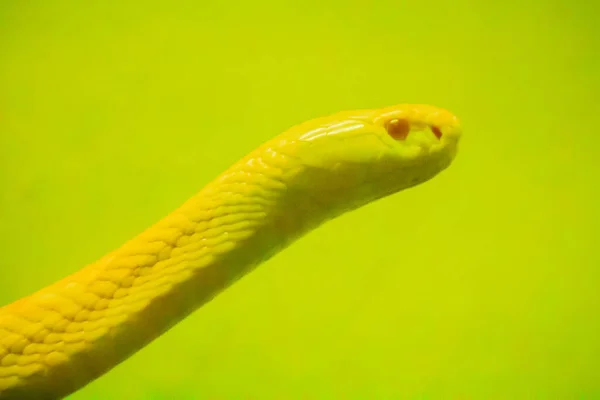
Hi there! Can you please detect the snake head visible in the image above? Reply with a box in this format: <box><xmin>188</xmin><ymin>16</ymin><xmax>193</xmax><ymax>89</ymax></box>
<box><xmin>275</xmin><ymin>104</ymin><xmax>462</xmax><ymax>214</ymax></box>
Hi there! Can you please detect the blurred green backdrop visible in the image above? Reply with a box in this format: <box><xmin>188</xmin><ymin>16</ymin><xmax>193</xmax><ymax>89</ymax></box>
<box><xmin>1</xmin><ymin>0</ymin><xmax>599</xmax><ymax>398</ymax></box>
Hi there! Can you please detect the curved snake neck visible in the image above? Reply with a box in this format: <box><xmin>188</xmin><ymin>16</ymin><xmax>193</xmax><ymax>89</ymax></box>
<box><xmin>0</xmin><ymin>104</ymin><xmax>461</xmax><ymax>399</ymax></box>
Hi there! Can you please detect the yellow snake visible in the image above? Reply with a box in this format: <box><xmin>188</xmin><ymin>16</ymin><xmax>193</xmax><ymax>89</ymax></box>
<box><xmin>0</xmin><ymin>104</ymin><xmax>461</xmax><ymax>399</ymax></box>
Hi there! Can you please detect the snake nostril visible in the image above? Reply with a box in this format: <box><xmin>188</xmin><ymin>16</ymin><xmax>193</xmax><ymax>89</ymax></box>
<box><xmin>385</xmin><ymin>118</ymin><xmax>410</xmax><ymax>140</ymax></box>
<box><xmin>431</xmin><ymin>125</ymin><xmax>442</xmax><ymax>139</ymax></box>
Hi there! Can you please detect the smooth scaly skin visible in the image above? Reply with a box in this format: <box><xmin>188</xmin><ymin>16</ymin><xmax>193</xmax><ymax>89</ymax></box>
<box><xmin>0</xmin><ymin>104</ymin><xmax>461</xmax><ymax>399</ymax></box>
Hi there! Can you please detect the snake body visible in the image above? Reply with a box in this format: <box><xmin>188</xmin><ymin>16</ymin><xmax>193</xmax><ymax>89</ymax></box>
<box><xmin>0</xmin><ymin>104</ymin><xmax>461</xmax><ymax>399</ymax></box>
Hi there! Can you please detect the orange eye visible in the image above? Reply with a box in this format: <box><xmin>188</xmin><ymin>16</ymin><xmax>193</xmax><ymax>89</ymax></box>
<box><xmin>384</xmin><ymin>118</ymin><xmax>410</xmax><ymax>140</ymax></box>
<box><xmin>431</xmin><ymin>125</ymin><xmax>442</xmax><ymax>139</ymax></box>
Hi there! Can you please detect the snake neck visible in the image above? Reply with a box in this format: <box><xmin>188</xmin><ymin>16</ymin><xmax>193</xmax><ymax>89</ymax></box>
<box><xmin>0</xmin><ymin>145</ymin><xmax>329</xmax><ymax>399</ymax></box>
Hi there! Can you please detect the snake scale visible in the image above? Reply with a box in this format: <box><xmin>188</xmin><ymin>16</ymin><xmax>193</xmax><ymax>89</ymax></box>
<box><xmin>0</xmin><ymin>104</ymin><xmax>461</xmax><ymax>399</ymax></box>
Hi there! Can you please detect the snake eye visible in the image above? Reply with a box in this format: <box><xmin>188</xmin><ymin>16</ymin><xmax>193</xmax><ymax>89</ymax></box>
<box><xmin>385</xmin><ymin>118</ymin><xmax>411</xmax><ymax>140</ymax></box>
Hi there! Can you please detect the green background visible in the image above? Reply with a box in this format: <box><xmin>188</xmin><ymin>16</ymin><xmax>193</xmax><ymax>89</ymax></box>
<box><xmin>1</xmin><ymin>0</ymin><xmax>598</xmax><ymax>398</ymax></box>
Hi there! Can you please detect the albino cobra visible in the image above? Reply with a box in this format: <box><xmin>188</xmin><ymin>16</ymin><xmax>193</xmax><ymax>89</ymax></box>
<box><xmin>0</xmin><ymin>104</ymin><xmax>461</xmax><ymax>399</ymax></box>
